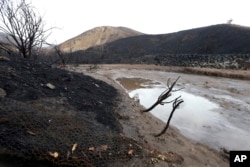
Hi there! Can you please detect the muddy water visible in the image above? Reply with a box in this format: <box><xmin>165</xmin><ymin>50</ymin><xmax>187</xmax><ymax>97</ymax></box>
<box><xmin>116</xmin><ymin>77</ymin><xmax>250</xmax><ymax>151</ymax></box>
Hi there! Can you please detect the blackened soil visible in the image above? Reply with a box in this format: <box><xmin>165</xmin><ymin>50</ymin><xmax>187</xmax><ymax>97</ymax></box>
<box><xmin>0</xmin><ymin>56</ymin><xmax>150</xmax><ymax>166</ymax></box>
<box><xmin>0</xmin><ymin>57</ymin><xmax>120</xmax><ymax>131</ymax></box>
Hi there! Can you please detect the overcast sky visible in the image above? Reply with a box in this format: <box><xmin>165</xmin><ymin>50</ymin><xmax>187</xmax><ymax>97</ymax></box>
<box><xmin>31</xmin><ymin>0</ymin><xmax>250</xmax><ymax>44</ymax></box>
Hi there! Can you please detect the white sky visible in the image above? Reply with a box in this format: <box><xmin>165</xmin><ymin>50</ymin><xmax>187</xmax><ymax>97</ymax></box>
<box><xmin>30</xmin><ymin>0</ymin><xmax>250</xmax><ymax>44</ymax></box>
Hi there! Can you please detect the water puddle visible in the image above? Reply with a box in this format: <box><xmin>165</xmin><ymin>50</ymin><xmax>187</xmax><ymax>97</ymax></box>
<box><xmin>116</xmin><ymin>78</ymin><xmax>162</xmax><ymax>91</ymax></box>
<box><xmin>116</xmin><ymin>77</ymin><xmax>250</xmax><ymax>150</ymax></box>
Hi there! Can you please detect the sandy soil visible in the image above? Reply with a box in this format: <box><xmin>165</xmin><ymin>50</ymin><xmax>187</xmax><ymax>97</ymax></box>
<box><xmin>66</xmin><ymin>64</ymin><xmax>232</xmax><ymax>167</ymax></box>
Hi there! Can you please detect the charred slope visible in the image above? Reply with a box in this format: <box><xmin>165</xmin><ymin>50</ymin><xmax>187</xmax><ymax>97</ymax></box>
<box><xmin>102</xmin><ymin>24</ymin><xmax>250</xmax><ymax>54</ymax></box>
<box><xmin>0</xmin><ymin>55</ymin><xmax>186</xmax><ymax>166</ymax></box>
<box><xmin>0</xmin><ymin>55</ymin><xmax>156</xmax><ymax>166</ymax></box>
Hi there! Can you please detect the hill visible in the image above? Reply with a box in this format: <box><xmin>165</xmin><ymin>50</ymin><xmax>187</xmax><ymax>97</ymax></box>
<box><xmin>58</xmin><ymin>26</ymin><xmax>144</xmax><ymax>52</ymax></box>
<box><xmin>101</xmin><ymin>24</ymin><xmax>250</xmax><ymax>54</ymax></box>
<box><xmin>55</xmin><ymin>24</ymin><xmax>250</xmax><ymax>68</ymax></box>
<box><xmin>58</xmin><ymin>24</ymin><xmax>250</xmax><ymax>55</ymax></box>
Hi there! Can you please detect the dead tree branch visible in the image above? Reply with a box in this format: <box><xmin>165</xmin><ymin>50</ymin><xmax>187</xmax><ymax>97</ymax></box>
<box><xmin>141</xmin><ymin>76</ymin><xmax>184</xmax><ymax>137</ymax></box>
<box><xmin>154</xmin><ymin>97</ymin><xmax>184</xmax><ymax>137</ymax></box>
<box><xmin>0</xmin><ymin>0</ymin><xmax>53</xmax><ymax>58</ymax></box>
<box><xmin>142</xmin><ymin>76</ymin><xmax>182</xmax><ymax>112</ymax></box>
<box><xmin>53</xmin><ymin>45</ymin><xmax>65</xmax><ymax>67</ymax></box>
<box><xmin>43</xmin><ymin>42</ymin><xmax>66</xmax><ymax>68</ymax></box>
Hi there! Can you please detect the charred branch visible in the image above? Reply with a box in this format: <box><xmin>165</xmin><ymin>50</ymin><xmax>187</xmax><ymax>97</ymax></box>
<box><xmin>0</xmin><ymin>0</ymin><xmax>53</xmax><ymax>58</ymax></box>
<box><xmin>154</xmin><ymin>97</ymin><xmax>184</xmax><ymax>137</ymax></box>
<box><xmin>53</xmin><ymin>45</ymin><xmax>65</xmax><ymax>67</ymax></box>
<box><xmin>142</xmin><ymin>76</ymin><xmax>182</xmax><ymax>112</ymax></box>
<box><xmin>140</xmin><ymin>76</ymin><xmax>184</xmax><ymax>137</ymax></box>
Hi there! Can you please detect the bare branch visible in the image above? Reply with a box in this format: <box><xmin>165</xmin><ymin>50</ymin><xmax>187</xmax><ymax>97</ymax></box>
<box><xmin>154</xmin><ymin>97</ymin><xmax>184</xmax><ymax>137</ymax></box>
<box><xmin>0</xmin><ymin>0</ymin><xmax>53</xmax><ymax>58</ymax></box>
<box><xmin>44</xmin><ymin>42</ymin><xmax>66</xmax><ymax>67</ymax></box>
<box><xmin>139</xmin><ymin>77</ymin><xmax>184</xmax><ymax>137</ymax></box>
<box><xmin>53</xmin><ymin>45</ymin><xmax>65</xmax><ymax>67</ymax></box>
<box><xmin>160</xmin><ymin>95</ymin><xmax>181</xmax><ymax>105</ymax></box>
<box><xmin>142</xmin><ymin>76</ymin><xmax>181</xmax><ymax>112</ymax></box>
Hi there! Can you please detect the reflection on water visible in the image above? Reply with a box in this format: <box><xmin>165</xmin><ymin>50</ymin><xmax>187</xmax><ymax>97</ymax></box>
<box><xmin>116</xmin><ymin>77</ymin><xmax>162</xmax><ymax>91</ymax></box>
<box><xmin>117</xmin><ymin>77</ymin><xmax>250</xmax><ymax>150</ymax></box>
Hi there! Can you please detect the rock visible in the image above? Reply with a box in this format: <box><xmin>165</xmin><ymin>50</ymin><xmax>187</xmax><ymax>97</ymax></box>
<box><xmin>94</xmin><ymin>83</ymin><xmax>99</xmax><ymax>88</ymax></box>
<box><xmin>46</xmin><ymin>83</ymin><xmax>56</xmax><ymax>89</ymax></box>
<box><xmin>132</xmin><ymin>93</ymin><xmax>140</xmax><ymax>102</ymax></box>
<box><xmin>0</xmin><ymin>88</ymin><xmax>7</xmax><ymax>97</ymax></box>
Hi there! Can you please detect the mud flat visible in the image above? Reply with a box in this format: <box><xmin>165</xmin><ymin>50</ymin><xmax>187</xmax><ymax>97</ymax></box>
<box><xmin>110</xmin><ymin>69</ymin><xmax>250</xmax><ymax>150</ymax></box>
<box><xmin>66</xmin><ymin>64</ymin><xmax>249</xmax><ymax>167</ymax></box>
<box><xmin>115</xmin><ymin>75</ymin><xmax>250</xmax><ymax>151</ymax></box>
